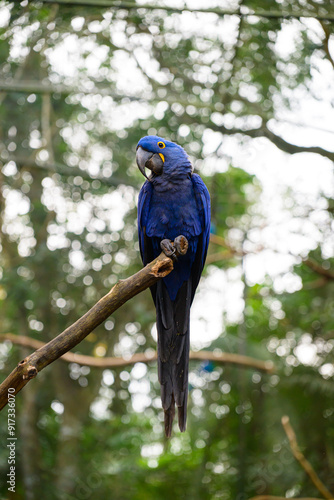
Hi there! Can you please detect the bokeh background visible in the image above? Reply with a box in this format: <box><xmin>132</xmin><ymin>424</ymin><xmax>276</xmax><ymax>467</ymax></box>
<box><xmin>0</xmin><ymin>1</ymin><xmax>334</xmax><ymax>499</ymax></box>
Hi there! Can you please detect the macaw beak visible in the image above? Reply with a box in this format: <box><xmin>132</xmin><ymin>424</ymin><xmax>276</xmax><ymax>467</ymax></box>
<box><xmin>136</xmin><ymin>146</ymin><xmax>164</xmax><ymax>180</ymax></box>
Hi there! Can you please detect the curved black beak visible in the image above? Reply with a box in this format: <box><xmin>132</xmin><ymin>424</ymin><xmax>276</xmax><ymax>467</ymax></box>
<box><xmin>136</xmin><ymin>146</ymin><xmax>164</xmax><ymax>180</ymax></box>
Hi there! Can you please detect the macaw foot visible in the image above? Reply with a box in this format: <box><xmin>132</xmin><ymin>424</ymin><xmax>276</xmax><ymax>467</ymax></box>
<box><xmin>160</xmin><ymin>235</ymin><xmax>188</xmax><ymax>260</ymax></box>
<box><xmin>174</xmin><ymin>235</ymin><xmax>188</xmax><ymax>256</ymax></box>
<box><xmin>160</xmin><ymin>239</ymin><xmax>177</xmax><ymax>260</ymax></box>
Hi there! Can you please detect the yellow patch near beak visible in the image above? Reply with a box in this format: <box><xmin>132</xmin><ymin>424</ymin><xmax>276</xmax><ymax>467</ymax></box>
<box><xmin>159</xmin><ymin>153</ymin><xmax>165</xmax><ymax>163</ymax></box>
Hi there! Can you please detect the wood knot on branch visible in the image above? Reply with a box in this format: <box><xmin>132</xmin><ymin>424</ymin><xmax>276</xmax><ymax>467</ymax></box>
<box><xmin>22</xmin><ymin>366</ymin><xmax>38</xmax><ymax>380</ymax></box>
<box><xmin>151</xmin><ymin>259</ymin><xmax>174</xmax><ymax>278</ymax></box>
<box><xmin>18</xmin><ymin>359</ymin><xmax>38</xmax><ymax>380</ymax></box>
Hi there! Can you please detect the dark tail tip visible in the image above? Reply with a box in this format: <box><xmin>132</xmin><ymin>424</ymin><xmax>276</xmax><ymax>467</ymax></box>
<box><xmin>164</xmin><ymin>402</ymin><xmax>175</xmax><ymax>438</ymax></box>
<box><xmin>177</xmin><ymin>401</ymin><xmax>187</xmax><ymax>433</ymax></box>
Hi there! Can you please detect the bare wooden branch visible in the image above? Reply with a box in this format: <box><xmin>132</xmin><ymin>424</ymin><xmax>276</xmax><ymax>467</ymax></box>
<box><xmin>303</xmin><ymin>277</ymin><xmax>329</xmax><ymax>290</ymax></box>
<box><xmin>319</xmin><ymin>21</ymin><xmax>334</xmax><ymax>70</ymax></box>
<box><xmin>208</xmin><ymin>123</ymin><xmax>334</xmax><ymax>162</ymax></box>
<box><xmin>2</xmin><ymin>83</ymin><xmax>333</xmax><ymax>160</ymax></box>
<box><xmin>209</xmin><ymin>233</ymin><xmax>242</xmax><ymax>253</ymax></box>
<box><xmin>0</xmin><ymin>80</ymin><xmax>145</xmax><ymax>99</ymax></box>
<box><xmin>262</xmin><ymin>125</ymin><xmax>334</xmax><ymax>162</ymax></box>
<box><xmin>281</xmin><ymin>416</ymin><xmax>334</xmax><ymax>500</ymax></box>
<box><xmin>33</xmin><ymin>0</ymin><xmax>334</xmax><ymax>21</ymax></box>
<box><xmin>208</xmin><ymin>237</ymin><xmax>334</xmax><ymax>284</ymax></box>
<box><xmin>0</xmin><ymin>333</ymin><xmax>275</xmax><ymax>372</ymax></box>
<box><xmin>205</xmin><ymin>250</ymin><xmax>236</xmax><ymax>265</ymax></box>
<box><xmin>7</xmin><ymin>155</ymin><xmax>137</xmax><ymax>188</ymax></box>
<box><xmin>0</xmin><ymin>250</ymin><xmax>175</xmax><ymax>411</ymax></box>
<box><xmin>304</xmin><ymin>258</ymin><xmax>334</xmax><ymax>280</ymax></box>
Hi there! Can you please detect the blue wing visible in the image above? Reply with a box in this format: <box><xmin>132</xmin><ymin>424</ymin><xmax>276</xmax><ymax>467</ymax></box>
<box><xmin>137</xmin><ymin>180</ymin><xmax>153</xmax><ymax>266</ymax></box>
<box><xmin>190</xmin><ymin>173</ymin><xmax>211</xmax><ymax>299</ymax></box>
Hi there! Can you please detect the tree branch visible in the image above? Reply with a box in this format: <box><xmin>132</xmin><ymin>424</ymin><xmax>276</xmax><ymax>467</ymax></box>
<box><xmin>281</xmin><ymin>416</ymin><xmax>334</xmax><ymax>500</ymax></box>
<box><xmin>0</xmin><ymin>333</ymin><xmax>275</xmax><ymax>372</ymax></box>
<box><xmin>35</xmin><ymin>0</ymin><xmax>334</xmax><ymax>21</ymax></box>
<box><xmin>304</xmin><ymin>258</ymin><xmax>334</xmax><ymax>280</ymax></box>
<box><xmin>5</xmin><ymin>156</ymin><xmax>137</xmax><ymax>188</ymax></box>
<box><xmin>209</xmin><ymin>233</ymin><xmax>241</xmax><ymax>252</ymax></box>
<box><xmin>205</xmin><ymin>250</ymin><xmax>236</xmax><ymax>265</ymax></box>
<box><xmin>0</xmin><ymin>249</ymin><xmax>176</xmax><ymax>411</ymax></box>
<box><xmin>209</xmin><ymin>123</ymin><xmax>334</xmax><ymax>162</ymax></box>
<box><xmin>303</xmin><ymin>277</ymin><xmax>329</xmax><ymax>290</ymax></box>
<box><xmin>209</xmin><ymin>237</ymin><xmax>334</xmax><ymax>283</ymax></box>
<box><xmin>0</xmin><ymin>79</ymin><xmax>147</xmax><ymax>99</ymax></box>
<box><xmin>318</xmin><ymin>21</ymin><xmax>334</xmax><ymax>70</ymax></box>
<box><xmin>263</xmin><ymin>125</ymin><xmax>334</xmax><ymax>162</ymax></box>
<box><xmin>2</xmin><ymin>82</ymin><xmax>333</xmax><ymax>160</ymax></box>
<box><xmin>0</xmin><ymin>80</ymin><xmax>236</xmax><ymax>112</ymax></box>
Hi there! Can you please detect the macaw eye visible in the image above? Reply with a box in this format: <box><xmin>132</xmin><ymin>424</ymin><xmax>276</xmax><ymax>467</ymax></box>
<box><xmin>157</xmin><ymin>141</ymin><xmax>165</xmax><ymax>149</ymax></box>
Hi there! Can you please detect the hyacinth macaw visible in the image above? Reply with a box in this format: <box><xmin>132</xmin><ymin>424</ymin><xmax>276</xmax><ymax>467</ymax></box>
<box><xmin>136</xmin><ymin>135</ymin><xmax>210</xmax><ymax>437</ymax></box>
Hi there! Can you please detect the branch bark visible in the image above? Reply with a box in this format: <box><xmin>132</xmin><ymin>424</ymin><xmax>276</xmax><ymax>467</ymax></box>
<box><xmin>7</xmin><ymin>155</ymin><xmax>137</xmax><ymax>188</ymax></box>
<box><xmin>0</xmin><ymin>250</ymin><xmax>174</xmax><ymax>411</ymax></box>
<box><xmin>281</xmin><ymin>416</ymin><xmax>334</xmax><ymax>500</ymax></box>
<box><xmin>33</xmin><ymin>0</ymin><xmax>334</xmax><ymax>21</ymax></box>
<box><xmin>319</xmin><ymin>21</ymin><xmax>334</xmax><ymax>70</ymax></box>
<box><xmin>0</xmin><ymin>80</ymin><xmax>146</xmax><ymax>99</ymax></box>
<box><xmin>1</xmin><ymin>81</ymin><xmax>334</xmax><ymax>162</ymax></box>
<box><xmin>304</xmin><ymin>258</ymin><xmax>334</xmax><ymax>280</ymax></box>
<box><xmin>209</xmin><ymin>123</ymin><xmax>334</xmax><ymax>162</ymax></box>
<box><xmin>2</xmin><ymin>85</ymin><xmax>333</xmax><ymax>162</ymax></box>
<box><xmin>262</xmin><ymin>125</ymin><xmax>334</xmax><ymax>162</ymax></box>
<box><xmin>0</xmin><ymin>333</ymin><xmax>275</xmax><ymax>372</ymax></box>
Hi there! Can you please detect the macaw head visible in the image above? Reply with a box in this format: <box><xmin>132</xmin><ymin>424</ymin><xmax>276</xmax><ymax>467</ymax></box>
<box><xmin>136</xmin><ymin>135</ymin><xmax>192</xmax><ymax>181</ymax></box>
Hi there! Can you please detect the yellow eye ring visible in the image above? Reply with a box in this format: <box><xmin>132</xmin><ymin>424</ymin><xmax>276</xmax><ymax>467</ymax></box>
<box><xmin>157</xmin><ymin>141</ymin><xmax>165</xmax><ymax>149</ymax></box>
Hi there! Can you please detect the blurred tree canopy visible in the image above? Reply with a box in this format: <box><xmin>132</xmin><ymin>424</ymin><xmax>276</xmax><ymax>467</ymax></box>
<box><xmin>0</xmin><ymin>1</ymin><xmax>333</xmax><ymax>499</ymax></box>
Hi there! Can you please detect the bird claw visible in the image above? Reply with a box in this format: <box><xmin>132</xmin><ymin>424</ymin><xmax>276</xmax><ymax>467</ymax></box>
<box><xmin>160</xmin><ymin>239</ymin><xmax>177</xmax><ymax>261</ymax></box>
<box><xmin>174</xmin><ymin>235</ymin><xmax>188</xmax><ymax>256</ymax></box>
<box><xmin>160</xmin><ymin>235</ymin><xmax>188</xmax><ymax>261</ymax></box>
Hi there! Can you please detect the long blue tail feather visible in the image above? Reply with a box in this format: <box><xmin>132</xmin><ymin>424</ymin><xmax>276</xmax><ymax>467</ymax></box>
<box><xmin>156</xmin><ymin>280</ymin><xmax>191</xmax><ymax>436</ymax></box>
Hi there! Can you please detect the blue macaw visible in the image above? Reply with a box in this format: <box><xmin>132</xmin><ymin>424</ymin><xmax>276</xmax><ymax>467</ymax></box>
<box><xmin>136</xmin><ymin>135</ymin><xmax>210</xmax><ymax>437</ymax></box>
